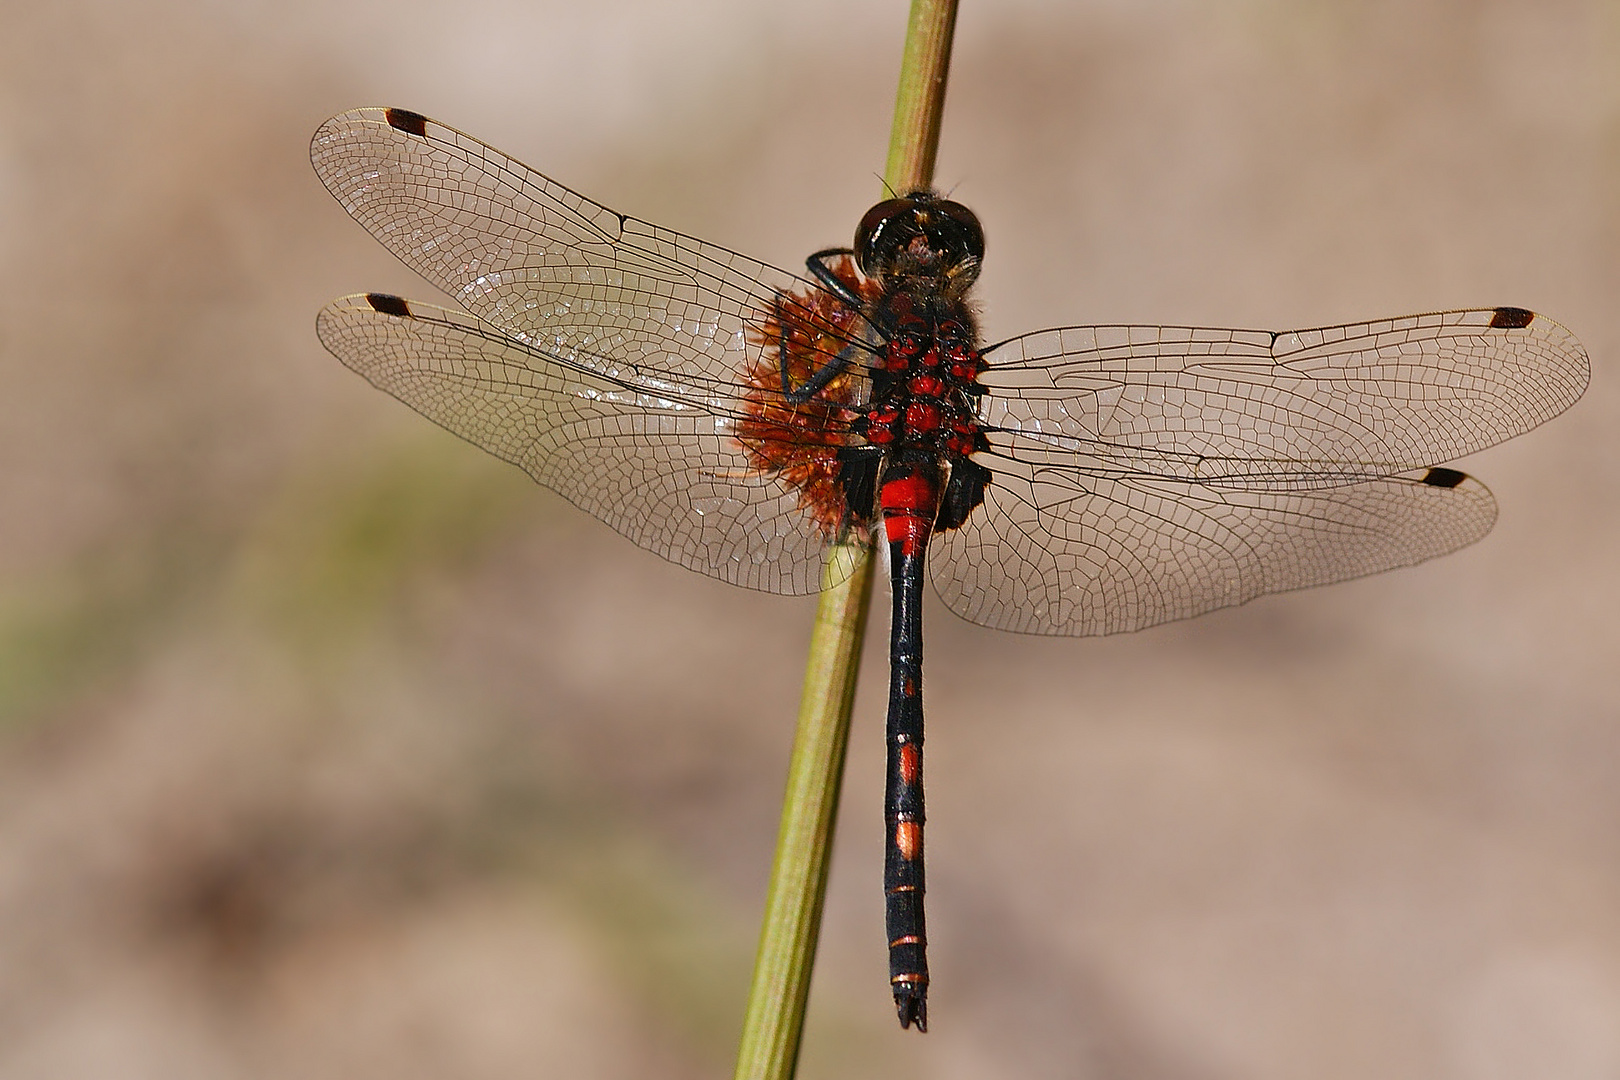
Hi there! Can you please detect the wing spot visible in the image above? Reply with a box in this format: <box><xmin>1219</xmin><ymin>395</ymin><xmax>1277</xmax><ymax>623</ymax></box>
<box><xmin>1489</xmin><ymin>307</ymin><xmax>1535</xmax><ymax>329</ymax></box>
<box><xmin>384</xmin><ymin>108</ymin><xmax>429</xmax><ymax>137</ymax></box>
<box><xmin>1421</xmin><ymin>466</ymin><xmax>1467</xmax><ymax>488</ymax></box>
<box><xmin>365</xmin><ymin>293</ymin><xmax>413</xmax><ymax>318</ymax></box>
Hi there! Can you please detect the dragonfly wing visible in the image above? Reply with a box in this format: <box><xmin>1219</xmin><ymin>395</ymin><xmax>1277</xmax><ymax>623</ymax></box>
<box><xmin>317</xmin><ymin>294</ymin><xmax>845</xmax><ymax>596</ymax></box>
<box><xmin>931</xmin><ymin>308</ymin><xmax>1585</xmax><ymax>635</ymax></box>
<box><xmin>311</xmin><ymin>107</ymin><xmax>851</xmax><ymax>396</ymax></box>
<box><xmin>930</xmin><ymin>459</ymin><xmax>1496</xmax><ymax>636</ymax></box>
<box><xmin>977</xmin><ymin>309</ymin><xmax>1588</xmax><ymax>479</ymax></box>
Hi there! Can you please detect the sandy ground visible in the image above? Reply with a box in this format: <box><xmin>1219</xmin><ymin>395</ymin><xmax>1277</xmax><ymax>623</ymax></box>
<box><xmin>0</xmin><ymin>1</ymin><xmax>1617</xmax><ymax>1077</ymax></box>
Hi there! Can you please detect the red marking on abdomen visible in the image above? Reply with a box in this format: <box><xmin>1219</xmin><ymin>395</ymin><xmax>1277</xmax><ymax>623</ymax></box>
<box><xmin>884</xmin><ymin>512</ymin><xmax>931</xmax><ymax>555</ymax></box>
<box><xmin>880</xmin><ymin>472</ymin><xmax>939</xmax><ymax>557</ymax></box>
<box><xmin>881</xmin><ymin>472</ymin><xmax>937</xmax><ymax>513</ymax></box>
<box><xmin>898</xmin><ymin>742</ymin><xmax>920</xmax><ymax>785</ymax></box>
<box><xmin>895</xmin><ymin>820</ymin><xmax>923</xmax><ymax>860</ymax></box>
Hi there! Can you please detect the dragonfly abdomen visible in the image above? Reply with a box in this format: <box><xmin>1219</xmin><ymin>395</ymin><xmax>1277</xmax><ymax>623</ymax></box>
<box><xmin>878</xmin><ymin>451</ymin><xmax>939</xmax><ymax>1031</ymax></box>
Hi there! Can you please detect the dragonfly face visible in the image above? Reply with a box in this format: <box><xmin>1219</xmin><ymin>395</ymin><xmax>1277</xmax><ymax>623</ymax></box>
<box><xmin>312</xmin><ymin>106</ymin><xmax>1590</xmax><ymax>1031</ymax></box>
<box><xmin>855</xmin><ymin>191</ymin><xmax>985</xmax><ymax>302</ymax></box>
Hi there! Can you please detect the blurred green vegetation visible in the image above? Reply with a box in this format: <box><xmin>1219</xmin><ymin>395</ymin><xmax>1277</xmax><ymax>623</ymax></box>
<box><xmin>0</xmin><ymin>530</ymin><xmax>224</xmax><ymax>733</ymax></box>
<box><xmin>0</xmin><ymin>428</ymin><xmax>534</xmax><ymax>730</ymax></box>
<box><xmin>231</xmin><ymin>429</ymin><xmax>539</xmax><ymax>655</ymax></box>
<box><xmin>0</xmin><ymin>421</ymin><xmax>787</xmax><ymax>1065</ymax></box>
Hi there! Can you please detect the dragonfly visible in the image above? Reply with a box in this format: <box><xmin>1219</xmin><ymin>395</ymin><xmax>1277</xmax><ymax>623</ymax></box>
<box><xmin>312</xmin><ymin>107</ymin><xmax>1590</xmax><ymax>1032</ymax></box>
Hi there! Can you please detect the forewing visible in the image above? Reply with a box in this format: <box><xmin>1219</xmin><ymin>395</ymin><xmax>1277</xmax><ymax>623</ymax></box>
<box><xmin>934</xmin><ymin>308</ymin><xmax>1586</xmax><ymax>635</ymax></box>
<box><xmin>317</xmin><ymin>294</ymin><xmax>847</xmax><ymax>596</ymax></box>
<box><xmin>311</xmin><ymin>107</ymin><xmax>845</xmax><ymax>395</ymax></box>
<box><xmin>978</xmin><ymin>309</ymin><xmax>1588</xmax><ymax>483</ymax></box>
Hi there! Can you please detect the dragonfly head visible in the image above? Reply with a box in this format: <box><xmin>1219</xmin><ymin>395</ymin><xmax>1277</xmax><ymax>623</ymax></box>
<box><xmin>854</xmin><ymin>191</ymin><xmax>984</xmax><ymax>298</ymax></box>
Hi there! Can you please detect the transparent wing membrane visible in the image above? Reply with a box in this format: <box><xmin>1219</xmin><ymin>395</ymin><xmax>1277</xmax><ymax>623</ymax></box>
<box><xmin>979</xmin><ymin>312</ymin><xmax>1587</xmax><ymax>481</ymax></box>
<box><xmin>934</xmin><ymin>310</ymin><xmax>1587</xmax><ymax>634</ymax></box>
<box><xmin>931</xmin><ymin>462</ymin><xmax>1497</xmax><ymax>636</ymax></box>
<box><xmin>317</xmin><ymin>294</ymin><xmax>848</xmax><ymax>594</ymax></box>
<box><xmin>314</xmin><ymin>108</ymin><xmax>1590</xmax><ymax>630</ymax></box>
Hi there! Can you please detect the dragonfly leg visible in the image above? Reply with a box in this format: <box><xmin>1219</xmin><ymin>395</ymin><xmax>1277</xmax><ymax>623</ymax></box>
<box><xmin>776</xmin><ymin>249</ymin><xmax>869</xmax><ymax>403</ymax></box>
<box><xmin>806</xmin><ymin>247</ymin><xmax>865</xmax><ymax>307</ymax></box>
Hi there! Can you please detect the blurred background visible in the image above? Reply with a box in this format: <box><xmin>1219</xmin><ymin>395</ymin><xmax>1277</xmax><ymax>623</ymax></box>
<box><xmin>1</xmin><ymin>0</ymin><xmax>1617</xmax><ymax>1077</ymax></box>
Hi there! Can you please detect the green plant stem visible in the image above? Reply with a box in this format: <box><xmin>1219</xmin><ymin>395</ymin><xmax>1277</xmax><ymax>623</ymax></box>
<box><xmin>732</xmin><ymin>544</ymin><xmax>873</xmax><ymax>1080</ymax></box>
<box><xmin>732</xmin><ymin>2</ymin><xmax>959</xmax><ymax>1078</ymax></box>
<box><xmin>884</xmin><ymin>0</ymin><xmax>960</xmax><ymax>194</ymax></box>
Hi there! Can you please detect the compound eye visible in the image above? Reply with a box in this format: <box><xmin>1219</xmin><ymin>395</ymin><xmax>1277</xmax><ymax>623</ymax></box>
<box><xmin>854</xmin><ymin>194</ymin><xmax>929</xmax><ymax>277</ymax></box>
<box><xmin>855</xmin><ymin>198</ymin><xmax>914</xmax><ymax>249</ymax></box>
<box><xmin>932</xmin><ymin>199</ymin><xmax>982</xmax><ymax>236</ymax></box>
<box><xmin>930</xmin><ymin>201</ymin><xmax>985</xmax><ymax>262</ymax></box>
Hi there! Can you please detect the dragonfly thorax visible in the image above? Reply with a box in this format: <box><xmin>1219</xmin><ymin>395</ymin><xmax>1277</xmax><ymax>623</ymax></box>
<box><xmin>861</xmin><ymin>318</ymin><xmax>987</xmax><ymax>461</ymax></box>
<box><xmin>851</xmin><ymin>299</ymin><xmax>993</xmax><ymax>534</ymax></box>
